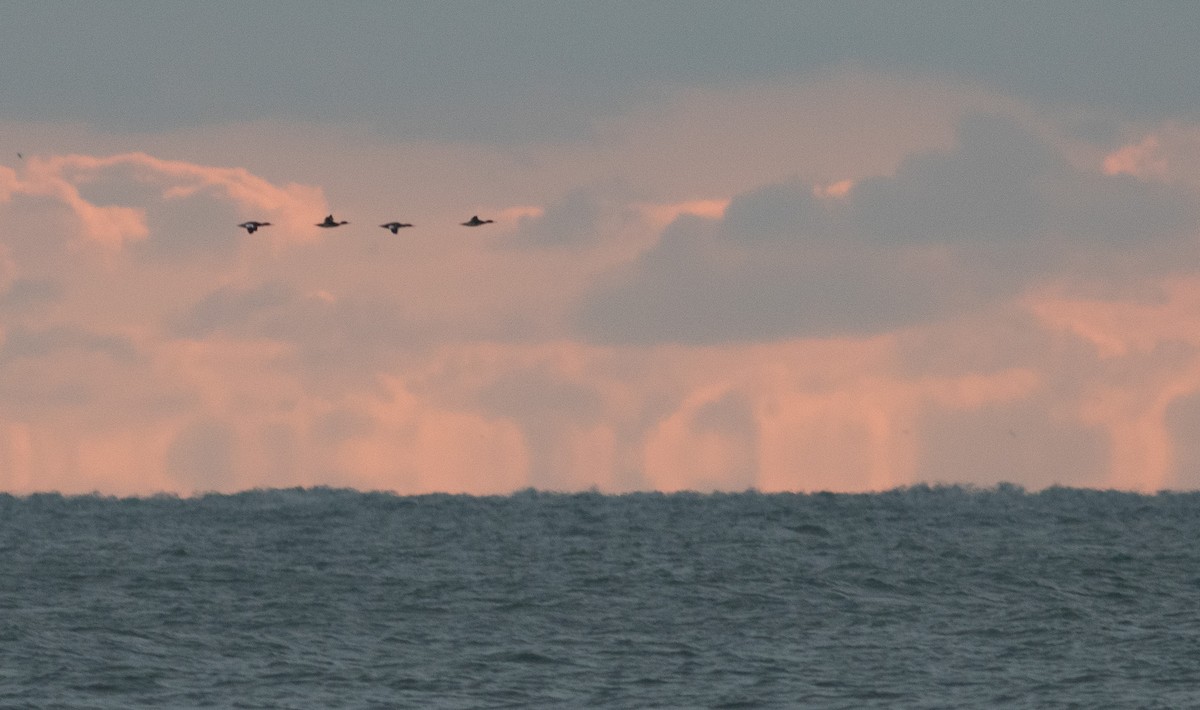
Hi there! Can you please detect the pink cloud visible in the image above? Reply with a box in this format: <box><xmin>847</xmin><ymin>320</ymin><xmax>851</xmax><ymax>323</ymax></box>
<box><xmin>1102</xmin><ymin>125</ymin><xmax>1200</xmax><ymax>188</ymax></box>
<box><xmin>9</xmin><ymin>152</ymin><xmax>325</xmax><ymax>248</ymax></box>
<box><xmin>324</xmin><ymin>376</ymin><xmax>530</xmax><ymax>495</ymax></box>
<box><xmin>0</xmin><ymin>166</ymin><xmax>17</xmax><ymax>203</ymax></box>
<box><xmin>4</xmin><ymin>98</ymin><xmax>1200</xmax><ymax>497</ymax></box>
<box><xmin>633</xmin><ymin>337</ymin><xmax>1040</xmax><ymax>492</ymax></box>
<box><xmin>0</xmin><ymin>306</ymin><xmax>1176</xmax><ymax>495</ymax></box>
<box><xmin>813</xmin><ymin>179</ymin><xmax>855</xmax><ymax>200</ymax></box>
<box><xmin>1029</xmin><ymin>278</ymin><xmax>1200</xmax><ymax>490</ymax></box>
<box><xmin>1103</xmin><ymin>136</ymin><xmax>1169</xmax><ymax>181</ymax></box>
<box><xmin>635</xmin><ymin>199</ymin><xmax>730</xmax><ymax>229</ymax></box>
<box><xmin>1028</xmin><ymin>278</ymin><xmax>1200</xmax><ymax>358</ymax></box>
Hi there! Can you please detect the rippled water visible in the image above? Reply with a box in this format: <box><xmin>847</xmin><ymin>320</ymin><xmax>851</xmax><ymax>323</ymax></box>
<box><xmin>1</xmin><ymin>485</ymin><xmax>1198</xmax><ymax>708</ymax></box>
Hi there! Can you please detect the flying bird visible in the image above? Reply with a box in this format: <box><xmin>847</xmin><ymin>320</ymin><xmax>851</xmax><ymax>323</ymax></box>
<box><xmin>237</xmin><ymin>221</ymin><xmax>271</xmax><ymax>234</ymax></box>
<box><xmin>461</xmin><ymin>215</ymin><xmax>494</xmax><ymax>227</ymax></box>
<box><xmin>380</xmin><ymin>222</ymin><xmax>413</xmax><ymax>234</ymax></box>
<box><xmin>317</xmin><ymin>214</ymin><xmax>349</xmax><ymax>228</ymax></box>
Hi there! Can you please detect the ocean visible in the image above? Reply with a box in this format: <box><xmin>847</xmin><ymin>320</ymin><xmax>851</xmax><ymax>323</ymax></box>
<box><xmin>1</xmin><ymin>485</ymin><xmax>1197</xmax><ymax>708</ymax></box>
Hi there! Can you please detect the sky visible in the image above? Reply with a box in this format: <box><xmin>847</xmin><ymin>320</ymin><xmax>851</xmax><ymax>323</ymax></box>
<box><xmin>3</xmin><ymin>2</ymin><xmax>1200</xmax><ymax>495</ymax></box>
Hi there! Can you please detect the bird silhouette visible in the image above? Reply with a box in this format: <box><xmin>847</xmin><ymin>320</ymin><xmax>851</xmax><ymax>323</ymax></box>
<box><xmin>461</xmin><ymin>215</ymin><xmax>494</xmax><ymax>227</ymax></box>
<box><xmin>317</xmin><ymin>214</ymin><xmax>348</xmax><ymax>228</ymax></box>
<box><xmin>380</xmin><ymin>222</ymin><xmax>413</xmax><ymax>234</ymax></box>
<box><xmin>237</xmin><ymin>221</ymin><xmax>271</xmax><ymax>234</ymax></box>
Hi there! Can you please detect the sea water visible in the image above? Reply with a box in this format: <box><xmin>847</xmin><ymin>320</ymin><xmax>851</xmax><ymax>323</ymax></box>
<box><xmin>1</xmin><ymin>485</ymin><xmax>1197</xmax><ymax>708</ymax></box>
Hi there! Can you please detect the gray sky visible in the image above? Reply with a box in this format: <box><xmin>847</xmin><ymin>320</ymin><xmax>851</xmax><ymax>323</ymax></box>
<box><xmin>3</xmin><ymin>2</ymin><xmax>1199</xmax><ymax>139</ymax></box>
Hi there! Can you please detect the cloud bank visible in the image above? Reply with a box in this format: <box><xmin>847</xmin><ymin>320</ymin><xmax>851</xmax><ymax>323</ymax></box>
<box><xmin>3</xmin><ymin>61</ymin><xmax>1200</xmax><ymax>495</ymax></box>
<box><xmin>578</xmin><ymin>115</ymin><xmax>1200</xmax><ymax>344</ymax></box>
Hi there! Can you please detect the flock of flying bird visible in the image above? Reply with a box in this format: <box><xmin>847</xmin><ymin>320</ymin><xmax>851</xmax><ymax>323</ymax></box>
<box><xmin>236</xmin><ymin>214</ymin><xmax>495</xmax><ymax>234</ymax></box>
<box><xmin>10</xmin><ymin>154</ymin><xmax>497</xmax><ymax>237</ymax></box>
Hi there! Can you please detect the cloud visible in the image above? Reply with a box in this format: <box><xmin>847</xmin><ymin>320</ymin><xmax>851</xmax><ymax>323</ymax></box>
<box><xmin>850</xmin><ymin>115</ymin><xmax>1063</xmax><ymax>245</ymax></box>
<box><xmin>577</xmin><ymin>210</ymin><xmax>990</xmax><ymax>343</ymax></box>
<box><xmin>7</xmin><ymin>102</ymin><xmax>1200</xmax><ymax>497</ymax></box>
<box><xmin>0</xmin><ymin>324</ymin><xmax>138</xmax><ymax>364</ymax></box>
<box><xmin>504</xmin><ymin>185</ymin><xmax>642</xmax><ymax>249</ymax></box>
<box><xmin>1026</xmin><ymin>277</ymin><xmax>1200</xmax><ymax>490</ymax></box>
<box><xmin>644</xmin><ymin>385</ymin><xmax>757</xmax><ymax>492</ymax></box>
<box><xmin>9</xmin><ymin>152</ymin><xmax>325</xmax><ymax>249</ymax></box>
<box><xmin>169</xmin><ymin>279</ymin><xmax>452</xmax><ymax>355</ymax></box>
<box><xmin>169</xmin><ymin>281</ymin><xmax>305</xmax><ymax>340</ymax></box>
<box><xmin>0</xmin><ymin>324</ymin><xmax>194</xmax><ymax>458</ymax></box>
<box><xmin>0</xmin><ymin>279</ymin><xmax>62</xmax><ymax>313</ymax></box>
<box><xmin>1104</xmin><ymin>124</ymin><xmax>1200</xmax><ymax>190</ymax></box>
<box><xmin>577</xmin><ymin>115</ymin><xmax>1200</xmax><ymax>344</ymax></box>
<box><xmin>473</xmin><ymin>363</ymin><xmax>608</xmax><ymax>489</ymax></box>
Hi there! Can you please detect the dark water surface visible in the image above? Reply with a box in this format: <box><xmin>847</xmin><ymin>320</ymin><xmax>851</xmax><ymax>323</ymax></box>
<box><xmin>1</xmin><ymin>486</ymin><xmax>1198</xmax><ymax>708</ymax></box>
